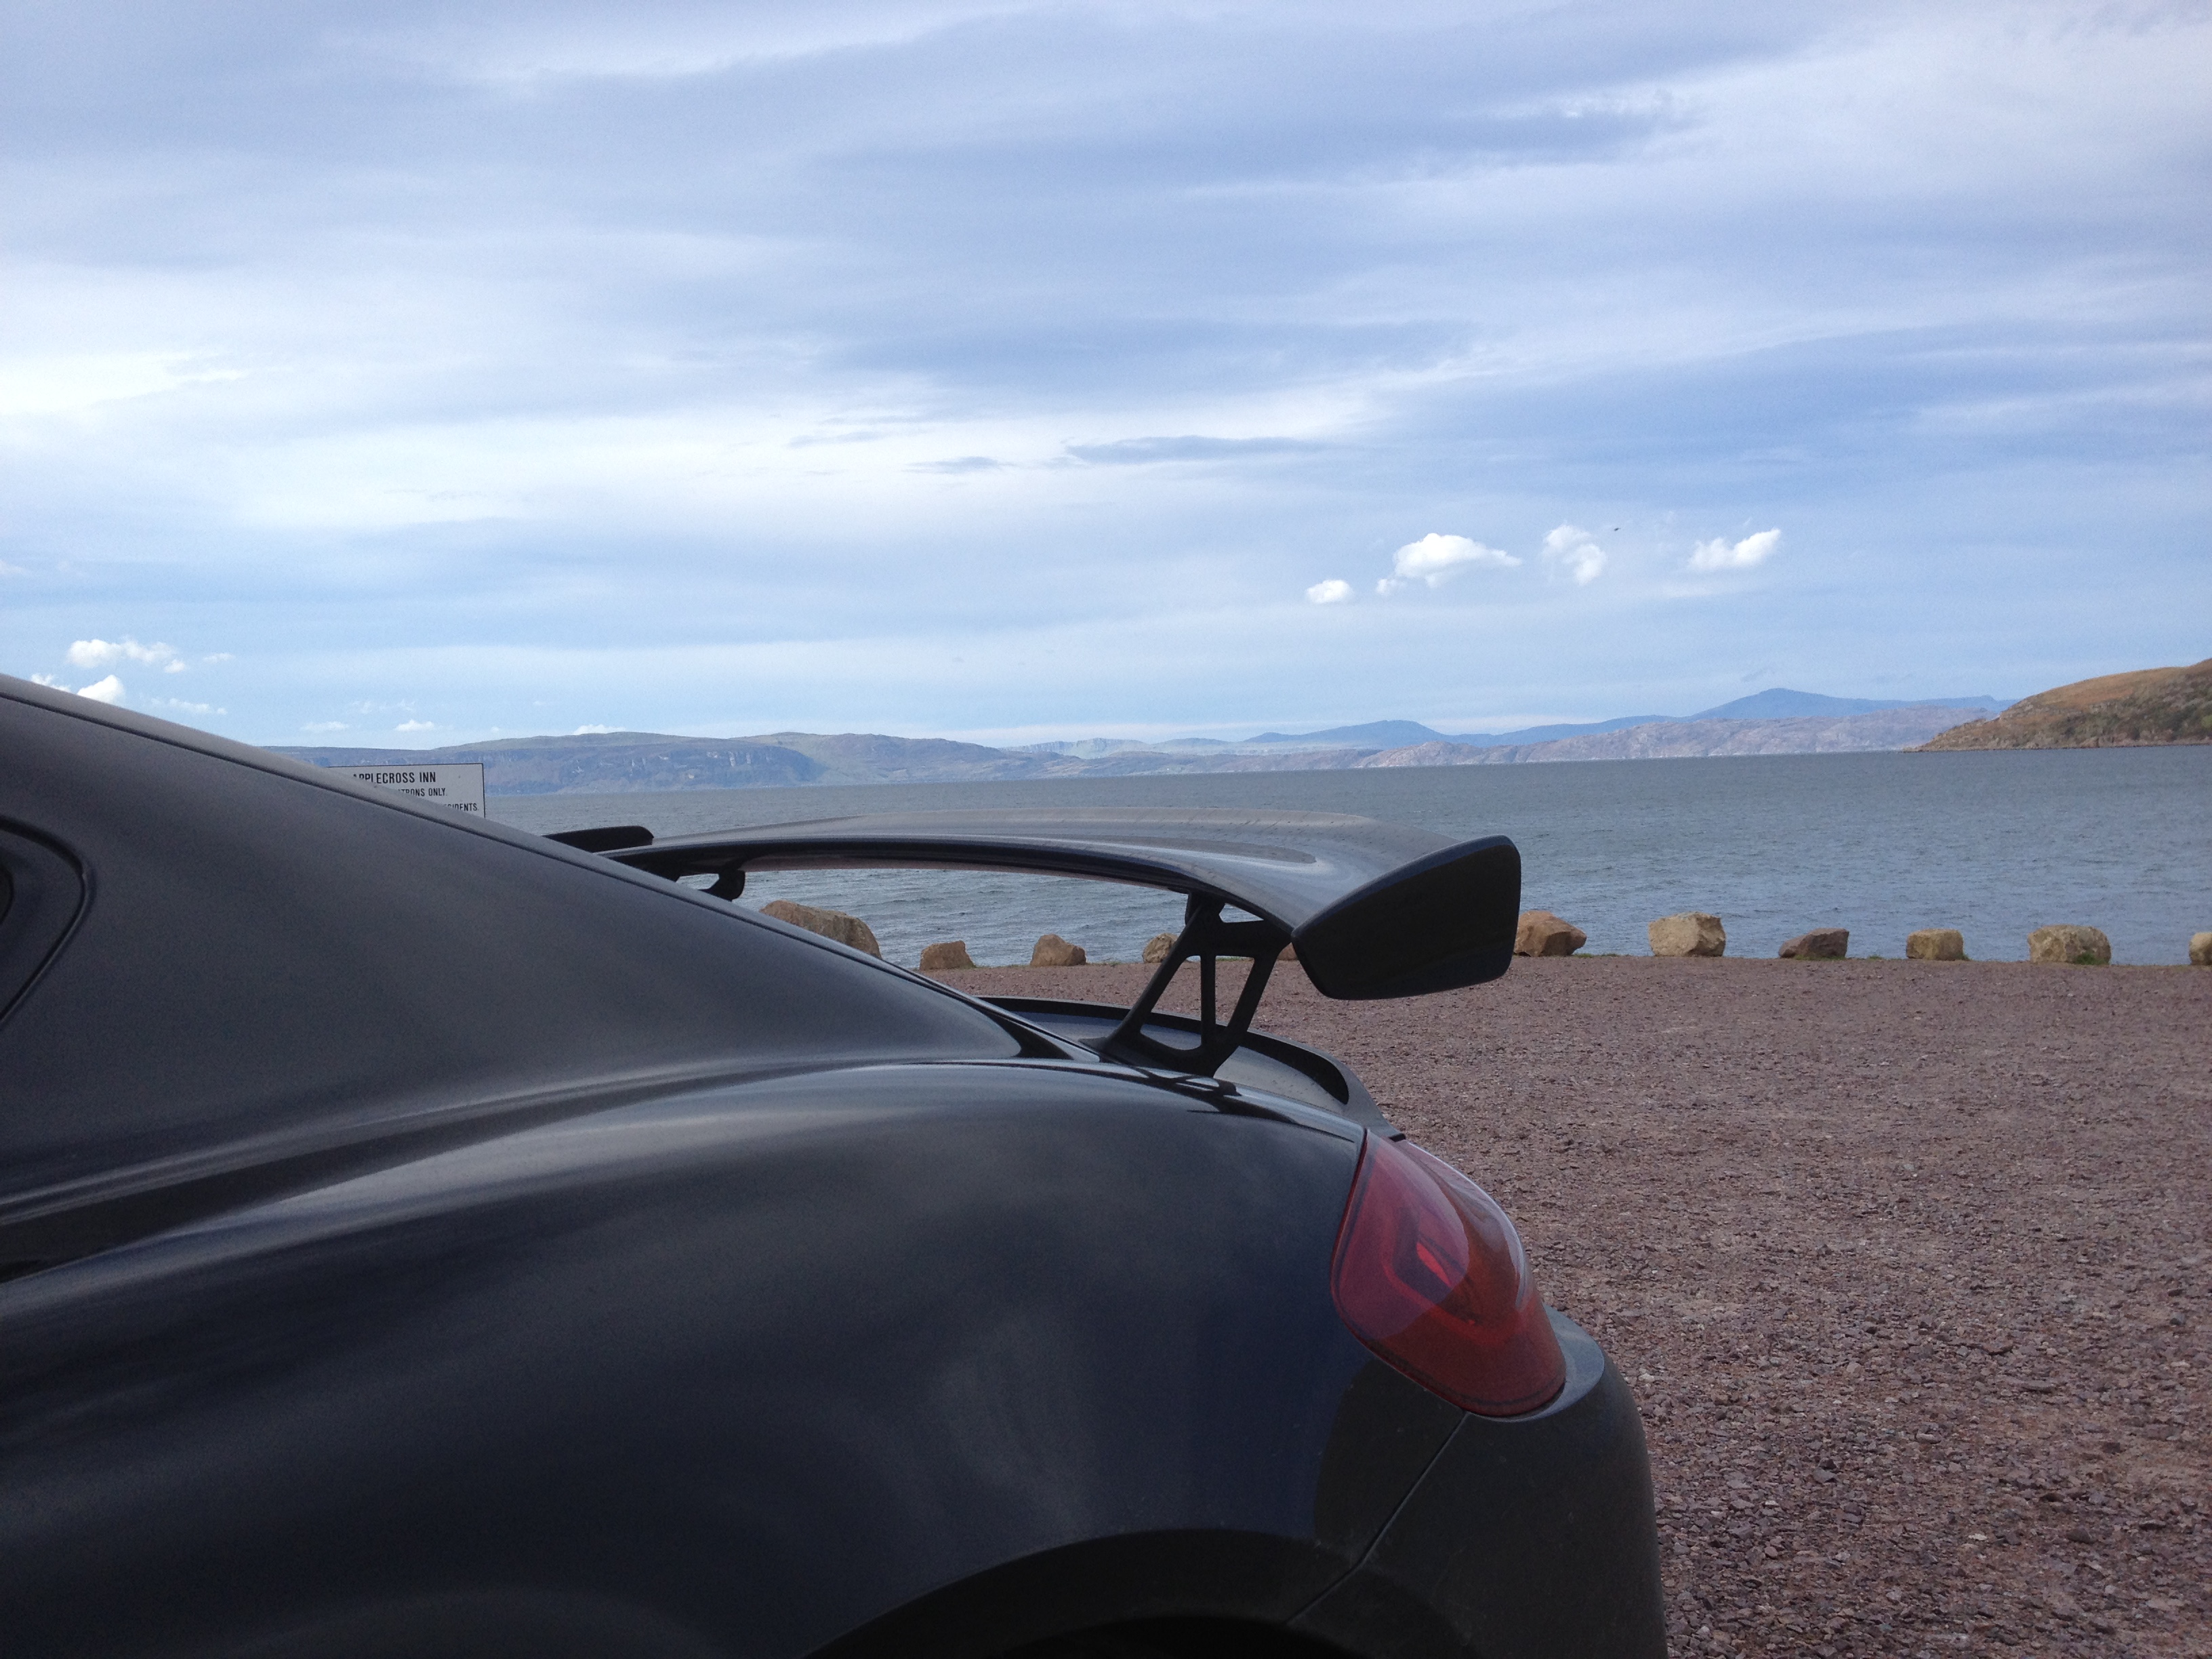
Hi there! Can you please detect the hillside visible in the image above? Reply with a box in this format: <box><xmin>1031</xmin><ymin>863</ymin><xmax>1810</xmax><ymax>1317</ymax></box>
<box><xmin>276</xmin><ymin>730</ymin><xmax>1109</xmax><ymax>792</ymax></box>
<box><xmin>280</xmin><ymin>732</ymin><xmax>832</xmax><ymax>792</ymax></box>
<box><xmin>1917</xmin><ymin>659</ymin><xmax>2211</xmax><ymax>750</ymax></box>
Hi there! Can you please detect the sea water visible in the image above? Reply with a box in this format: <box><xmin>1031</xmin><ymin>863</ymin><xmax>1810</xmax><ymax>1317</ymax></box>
<box><xmin>489</xmin><ymin>747</ymin><xmax>2212</xmax><ymax>969</ymax></box>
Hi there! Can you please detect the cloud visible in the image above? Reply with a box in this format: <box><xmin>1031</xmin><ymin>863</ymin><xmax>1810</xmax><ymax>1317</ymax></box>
<box><xmin>1064</xmin><ymin>436</ymin><xmax>1322</xmax><ymax>466</ymax></box>
<box><xmin>1377</xmin><ymin>533</ymin><xmax>1519</xmax><ymax>595</ymax></box>
<box><xmin>67</xmin><ymin>636</ymin><xmax>183</xmax><ymax>671</ymax></box>
<box><xmin>152</xmin><ymin>696</ymin><xmax>219</xmax><ymax>714</ymax></box>
<box><xmin>1305</xmin><ymin>578</ymin><xmax>1354</xmax><ymax>605</ymax></box>
<box><xmin>909</xmin><ymin>456</ymin><xmax>1006</xmax><ymax>474</ymax></box>
<box><xmin>395</xmin><ymin>719</ymin><xmax>437</xmax><ymax>731</ymax></box>
<box><xmin>573</xmin><ymin>723</ymin><xmax>613</xmax><ymax>733</ymax></box>
<box><xmin>1541</xmin><ymin>525</ymin><xmax>1607</xmax><ymax>586</ymax></box>
<box><xmin>1687</xmin><ymin>529</ymin><xmax>1782</xmax><ymax>573</ymax></box>
<box><xmin>75</xmin><ymin>674</ymin><xmax>126</xmax><ymax>703</ymax></box>
<box><xmin>2</xmin><ymin>6</ymin><xmax>2204</xmax><ymax>739</ymax></box>
<box><xmin>302</xmin><ymin>720</ymin><xmax>350</xmax><ymax>732</ymax></box>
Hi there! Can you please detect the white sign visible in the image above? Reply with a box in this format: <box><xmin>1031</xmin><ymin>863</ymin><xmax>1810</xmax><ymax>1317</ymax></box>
<box><xmin>333</xmin><ymin>762</ymin><xmax>486</xmax><ymax>815</ymax></box>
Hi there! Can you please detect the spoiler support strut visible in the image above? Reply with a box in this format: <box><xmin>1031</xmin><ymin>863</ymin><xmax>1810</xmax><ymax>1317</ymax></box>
<box><xmin>1097</xmin><ymin>896</ymin><xmax>1288</xmax><ymax>1076</ymax></box>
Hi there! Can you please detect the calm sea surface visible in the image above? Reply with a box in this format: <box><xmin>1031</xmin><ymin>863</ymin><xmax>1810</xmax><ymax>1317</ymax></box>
<box><xmin>490</xmin><ymin>748</ymin><xmax>2212</xmax><ymax>970</ymax></box>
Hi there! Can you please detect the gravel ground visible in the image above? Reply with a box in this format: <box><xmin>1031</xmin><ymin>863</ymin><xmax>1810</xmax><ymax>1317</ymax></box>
<box><xmin>937</xmin><ymin>956</ymin><xmax>2211</xmax><ymax>1658</ymax></box>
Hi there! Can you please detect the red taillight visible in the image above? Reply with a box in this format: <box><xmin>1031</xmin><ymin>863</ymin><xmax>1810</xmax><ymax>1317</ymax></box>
<box><xmin>1330</xmin><ymin>1133</ymin><xmax>1566</xmax><ymax>1416</ymax></box>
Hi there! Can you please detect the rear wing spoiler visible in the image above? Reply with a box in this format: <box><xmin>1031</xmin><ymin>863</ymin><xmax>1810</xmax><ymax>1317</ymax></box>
<box><xmin>575</xmin><ymin>808</ymin><xmax>1520</xmax><ymax>1075</ymax></box>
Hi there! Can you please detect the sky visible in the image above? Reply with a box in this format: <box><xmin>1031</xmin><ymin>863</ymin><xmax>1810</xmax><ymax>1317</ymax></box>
<box><xmin>3</xmin><ymin>0</ymin><xmax>2207</xmax><ymax>747</ymax></box>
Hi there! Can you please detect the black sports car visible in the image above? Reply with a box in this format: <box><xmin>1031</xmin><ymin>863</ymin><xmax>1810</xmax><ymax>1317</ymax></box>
<box><xmin>0</xmin><ymin>675</ymin><xmax>1664</xmax><ymax>1659</ymax></box>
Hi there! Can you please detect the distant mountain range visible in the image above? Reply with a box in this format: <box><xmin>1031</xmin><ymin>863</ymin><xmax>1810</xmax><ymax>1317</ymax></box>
<box><xmin>1017</xmin><ymin>689</ymin><xmax>2008</xmax><ymax>756</ymax></box>
<box><xmin>272</xmin><ymin>686</ymin><xmax>2009</xmax><ymax>795</ymax></box>
<box><xmin>1362</xmin><ymin>708</ymin><xmax>2001</xmax><ymax>765</ymax></box>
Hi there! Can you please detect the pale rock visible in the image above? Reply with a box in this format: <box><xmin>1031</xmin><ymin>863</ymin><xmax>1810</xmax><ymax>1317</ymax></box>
<box><xmin>1906</xmin><ymin>928</ymin><xmax>1967</xmax><ymax>962</ymax></box>
<box><xmin>1515</xmin><ymin>909</ymin><xmax>1587</xmax><ymax>956</ymax></box>
<box><xmin>919</xmin><ymin>941</ymin><xmax>976</xmax><ymax>970</ymax></box>
<box><xmin>1648</xmin><ymin>912</ymin><xmax>1725</xmax><ymax>958</ymax></box>
<box><xmin>760</xmin><ymin>899</ymin><xmax>882</xmax><ymax>958</ymax></box>
<box><xmin>1031</xmin><ymin>933</ymin><xmax>1087</xmax><ymax>967</ymax></box>
<box><xmin>2027</xmin><ymin>924</ymin><xmax>2110</xmax><ymax>966</ymax></box>
<box><xmin>2191</xmin><ymin>932</ymin><xmax>2212</xmax><ymax>967</ymax></box>
<box><xmin>1778</xmin><ymin>928</ymin><xmax>1849</xmax><ymax>960</ymax></box>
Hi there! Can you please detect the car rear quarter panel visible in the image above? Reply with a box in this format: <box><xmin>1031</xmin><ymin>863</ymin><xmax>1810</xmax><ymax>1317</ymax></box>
<box><xmin>0</xmin><ymin>1063</ymin><xmax>1439</xmax><ymax>1659</ymax></box>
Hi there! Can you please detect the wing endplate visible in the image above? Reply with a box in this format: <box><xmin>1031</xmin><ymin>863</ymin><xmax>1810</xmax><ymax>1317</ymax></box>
<box><xmin>1292</xmin><ymin>836</ymin><xmax>1520</xmax><ymax>1000</ymax></box>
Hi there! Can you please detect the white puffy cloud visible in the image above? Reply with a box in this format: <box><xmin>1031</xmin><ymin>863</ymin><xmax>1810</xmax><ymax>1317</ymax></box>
<box><xmin>1541</xmin><ymin>524</ymin><xmax>1607</xmax><ymax>586</ymax></box>
<box><xmin>302</xmin><ymin>720</ymin><xmax>350</xmax><ymax>732</ymax></box>
<box><xmin>396</xmin><ymin>719</ymin><xmax>437</xmax><ymax>731</ymax></box>
<box><xmin>1687</xmin><ymin>529</ymin><xmax>1782</xmax><ymax>573</ymax></box>
<box><xmin>67</xmin><ymin>636</ymin><xmax>184</xmax><ymax>671</ymax></box>
<box><xmin>1377</xmin><ymin>533</ymin><xmax>1520</xmax><ymax>595</ymax></box>
<box><xmin>75</xmin><ymin>674</ymin><xmax>126</xmax><ymax>703</ymax></box>
<box><xmin>1305</xmin><ymin>579</ymin><xmax>1354</xmax><ymax>605</ymax></box>
<box><xmin>573</xmin><ymin>722</ymin><xmax>615</xmax><ymax>733</ymax></box>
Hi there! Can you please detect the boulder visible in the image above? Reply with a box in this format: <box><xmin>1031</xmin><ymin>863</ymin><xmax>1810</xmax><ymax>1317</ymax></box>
<box><xmin>2027</xmin><ymin>924</ymin><xmax>2111</xmax><ymax>966</ymax></box>
<box><xmin>1906</xmin><ymin>927</ymin><xmax>1967</xmax><ymax>962</ymax></box>
<box><xmin>1648</xmin><ymin>912</ymin><xmax>1725</xmax><ymax>958</ymax></box>
<box><xmin>1778</xmin><ymin>928</ymin><xmax>1849</xmax><ymax>960</ymax></box>
<box><xmin>1130</xmin><ymin>932</ymin><xmax>1300</xmax><ymax>966</ymax></box>
<box><xmin>918</xmin><ymin>940</ymin><xmax>976</xmax><ymax>971</ymax></box>
<box><xmin>1031</xmin><ymin>933</ymin><xmax>1088</xmax><ymax>967</ymax></box>
<box><xmin>1515</xmin><ymin>909</ymin><xmax>1587</xmax><ymax>956</ymax></box>
<box><xmin>2192</xmin><ymin>932</ymin><xmax>2212</xmax><ymax>967</ymax></box>
<box><xmin>759</xmin><ymin>899</ymin><xmax>882</xmax><ymax>958</ymax></box>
